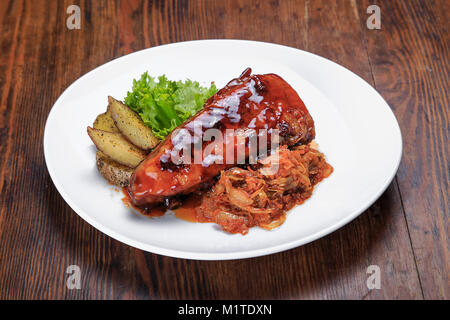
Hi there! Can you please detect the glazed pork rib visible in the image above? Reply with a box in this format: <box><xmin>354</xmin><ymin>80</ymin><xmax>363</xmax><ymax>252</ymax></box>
<box><xmin>127</xmin><ymin>68</ymin><xmax>315</xmax><ymax>206</ymax></box>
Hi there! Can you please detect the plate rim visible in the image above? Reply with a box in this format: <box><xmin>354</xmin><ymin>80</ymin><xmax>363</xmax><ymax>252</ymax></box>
<box><xmin>43</xmin><ymin>39</ymin><xmax>403</xmax><ymax>260</ymax></box>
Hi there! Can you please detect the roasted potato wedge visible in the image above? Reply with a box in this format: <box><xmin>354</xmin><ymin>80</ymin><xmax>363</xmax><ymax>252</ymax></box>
<box><xmin>93</xmin><ymin>111</ymin><xmax>120</xmax><ymax>133</ymax></box>
<box><xmin>108</xmin><ymin>96</ymin><xmax>159</xmax><ymax>150</ymax></box>
<box><xmin>96</xmin><ymin>151</ymin><xmax>133</xmax><ymax>187</ymax></box>
<box><xmin>87</xmin><ymin>127</ymin><xmax>146</xmax><ymax>168</ymax></box>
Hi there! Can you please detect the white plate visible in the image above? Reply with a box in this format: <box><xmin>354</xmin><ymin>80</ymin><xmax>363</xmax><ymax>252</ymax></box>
<box><xmin>44</xmin><ymin>40</ymin><xmax>402</xmax><ymax>260</ymax></box>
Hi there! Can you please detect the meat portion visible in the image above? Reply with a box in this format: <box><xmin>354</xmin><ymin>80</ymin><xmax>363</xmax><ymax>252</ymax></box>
<box><xmin>127</xmin><ymin>68</ymin><xmax>315</xmax><ymax>206</ymax></box>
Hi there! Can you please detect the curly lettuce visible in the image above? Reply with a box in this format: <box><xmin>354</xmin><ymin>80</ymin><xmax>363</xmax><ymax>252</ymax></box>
<box><xmin>124</xmin><ymin>72</ymin><xmax>217</xmax><ymax>139</ymax></box>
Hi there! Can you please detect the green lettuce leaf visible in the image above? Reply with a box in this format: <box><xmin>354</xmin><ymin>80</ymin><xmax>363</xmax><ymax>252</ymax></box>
<box><xmin>124</xmin><ymin>72</ymin><xmax>217</xmax><ymax>139</ymax></box>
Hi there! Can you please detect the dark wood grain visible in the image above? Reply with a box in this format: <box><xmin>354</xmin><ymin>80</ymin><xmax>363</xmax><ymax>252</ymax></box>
<box><xmin>0</xmin><ymin>0</ymin><xmax>446</xmax><ymax>299</ymax></box>
<box><xmin>357</xmin><ymin>0</ymin><xmax>449</xmax><ymax>299</ymax></box>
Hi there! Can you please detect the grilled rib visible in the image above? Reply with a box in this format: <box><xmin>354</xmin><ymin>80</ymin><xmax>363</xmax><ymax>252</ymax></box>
<box><xmin>127</xmin><ymin>68</ymin><xmax>315</xmax><ymax>206</ymax></box>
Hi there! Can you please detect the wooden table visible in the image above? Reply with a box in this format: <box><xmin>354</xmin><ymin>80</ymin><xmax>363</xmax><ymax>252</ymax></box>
<box><xmin>0</xmin><ymin>0</ymin><xmax>447</xmax><ymax>300</ymax></box>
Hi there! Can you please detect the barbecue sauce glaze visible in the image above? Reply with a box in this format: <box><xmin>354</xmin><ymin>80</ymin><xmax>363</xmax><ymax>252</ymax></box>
<box><xmin>127</xmin><ymin>68</ymin><xmax>315</xmax><ymax>206</ymax></box>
